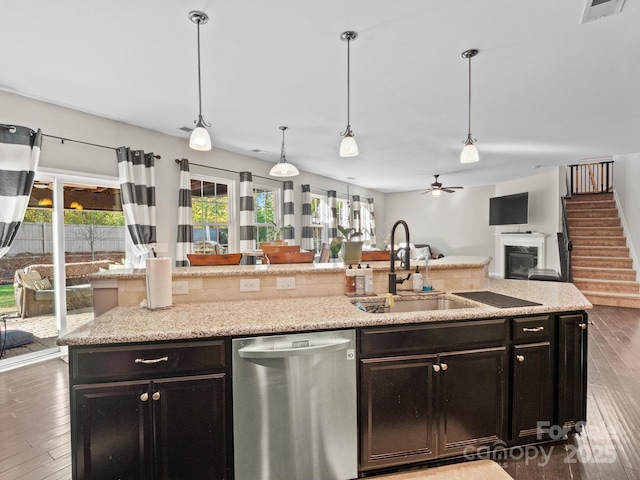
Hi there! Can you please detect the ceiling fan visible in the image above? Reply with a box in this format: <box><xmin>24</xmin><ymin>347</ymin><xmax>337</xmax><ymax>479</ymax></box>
<box><xmin>421</xmin><ymin>175</ymin><xmax>464</xmax><ymax>197</ymax></box>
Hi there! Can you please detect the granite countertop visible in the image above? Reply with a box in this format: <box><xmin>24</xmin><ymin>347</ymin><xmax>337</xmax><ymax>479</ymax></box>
<box><xmin>59</xmin><ymin>278</ymin><xmax>591</xmax><ymax>346</ymax></box>
<box><xmin>88</xmin><ymin>255</ymin><xmax>492</xmax><ymax>280</ymax></box>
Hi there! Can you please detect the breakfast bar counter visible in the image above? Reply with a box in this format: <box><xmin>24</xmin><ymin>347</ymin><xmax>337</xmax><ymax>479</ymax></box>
<box><xmin>59</xmin><ymin>278</ymin><xmax>591</xmax><ymax>346</ymax></box>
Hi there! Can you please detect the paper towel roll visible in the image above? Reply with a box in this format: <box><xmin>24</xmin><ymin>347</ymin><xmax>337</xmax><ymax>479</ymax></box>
<box><xmin>146</xmin><ymin>257</ymin><xmax>173</xmax><ymax>310</ymax></box>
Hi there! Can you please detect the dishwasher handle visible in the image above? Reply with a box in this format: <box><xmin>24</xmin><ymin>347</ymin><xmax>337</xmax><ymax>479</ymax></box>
<box><xmin>238</xmin><ymin>338</ymin><xmax>351</xmax><ymax>359</ymax></box>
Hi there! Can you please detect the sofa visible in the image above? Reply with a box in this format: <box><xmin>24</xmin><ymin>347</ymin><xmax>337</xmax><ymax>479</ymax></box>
<box><xmin>13</xmin><ymin>260</ymin><xmax>115</xmax><ymax>318</ymax></box>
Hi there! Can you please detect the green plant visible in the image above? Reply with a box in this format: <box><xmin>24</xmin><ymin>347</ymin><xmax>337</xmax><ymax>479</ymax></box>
<box><xmin>330</xmin><ymin>226</ymin><xmax>363</xmax><ymax>256</ymax></box>
<box><xmin>268</xmin><ymin>222</ymin><xmax>293</xmax><ymax>242</ymax></box>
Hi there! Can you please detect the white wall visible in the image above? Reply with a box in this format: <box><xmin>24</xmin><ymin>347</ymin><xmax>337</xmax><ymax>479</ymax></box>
<box><xmin>383</xmin><ymin>184</ymin><xmax>496</xmax><ymax>261</ymax></box>
<box><xmin>613</xmin><ymin>153</ymin><xmax>640</xmax><ymax>277</ymax></box>
<box><xmin>384</xmin><ymin>168</ymin><xmax>563</xmax><ymax>276</ymax></box>
<box><xmin>2</xmin><ymin>91</ymin><xmax>385</xmax><ymax>261</ymax></box>
<box><xmin>493</xmin><ymin>168</ymin><xmax>562</xmax><ymax>273</ymax></box>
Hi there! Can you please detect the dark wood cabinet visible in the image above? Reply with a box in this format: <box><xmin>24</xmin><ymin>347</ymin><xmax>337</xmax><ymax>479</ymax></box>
<box><xmin>438</xmin><ymin>347</ymin><xmax>507</xmax><ymax>457</ymax></box>
<box><xmin>512</xmin><ymin>342</ymin><xmax>553</xmax><ymax>442</ymax></box>
<box><xmin>359</xmin><ymin>321</ymin><xmax>508</xmax><ymax>471</ymax></box>
<box><xmin>360</xmin><ymin>355</ymin><xmax>438</xmax><ymax>470</ymax></box>
<box><xmin>70</xmin><ymin>340</ymin><xmax>229</xmax><ymax>480</ymax></box>
<box><xmin>510</xmin><ymin>315</ymin><xmax>554</xmax><ymax>443</ymax></box>
<box><xmin>557</xmin><ymin>312</ymin><xmax>589</xmax><ymax>431</ymax></box>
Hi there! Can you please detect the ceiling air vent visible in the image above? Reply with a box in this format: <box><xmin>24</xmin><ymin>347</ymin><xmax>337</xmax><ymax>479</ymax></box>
<box><xmin>179</xmin><ymin>126</ymin><xmax>193</xmax><ymax>132</ymax></box>
<box><xmin>581</xmin><ymin>0</ymin><xmax>626</xmax><ymax>23</ymax></box>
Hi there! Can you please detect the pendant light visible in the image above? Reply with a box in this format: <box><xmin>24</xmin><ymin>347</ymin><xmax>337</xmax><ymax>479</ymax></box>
<box><xmin>339</xmin><ymin>31</ymin><xmax>358</xmax><ymax>157</ymax></box>
<box><xmin>460</xmin><ymin>49</ymin><xmax>479</xmax><ymax>164</ymax></box>
<box><xmin>269</xmin><ymin>126</ymin><xmax>299</xmax><ymax>177</ymax></box>
<box><xmin>188</xmin><ymin>10</ymin><xmax>212</xmax><ymax>151</ymax></box>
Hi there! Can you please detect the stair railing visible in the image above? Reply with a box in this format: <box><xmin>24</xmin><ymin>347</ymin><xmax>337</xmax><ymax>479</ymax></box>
<box><xmin>567</xmin><ymin>159</ymin><xmax>613</xmax><ymax>196</ymax></box>
<box><xmin>559</xmin><ymin>196</ymin><xmax>573</xmax><ymax>282</ymax></box>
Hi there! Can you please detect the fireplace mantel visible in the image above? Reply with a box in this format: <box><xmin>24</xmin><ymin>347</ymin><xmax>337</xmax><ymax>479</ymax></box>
<box><xmin>496</xmin><ymin>233</ymin><xmax>546</xmax><ymax>279</ymax></box>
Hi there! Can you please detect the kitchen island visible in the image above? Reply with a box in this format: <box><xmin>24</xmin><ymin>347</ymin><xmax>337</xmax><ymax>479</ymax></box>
<box><xmin>60</xmin><ymin>277</ymin><xmax>591</xmax><ymax>479</ymax></box>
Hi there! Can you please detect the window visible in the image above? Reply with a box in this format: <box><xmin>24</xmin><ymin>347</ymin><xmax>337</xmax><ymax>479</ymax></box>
<box><xmin>191</xmin><ymin>176</ymin><xmax>233</xmax><ymax>253</ymax></box>
<box><xmin>310</xmin><ymin>195</ymin><xmax>328</xmax><ymax>253</ymax></box>
<box><xmin>336</xmin><ymin>197</ymin><xmax>350</xmax><ymax>231</ymax></box>
<box><xmin>254</xmin><ymin>185</ymin><xmax>280</xmax><ymax>246</ymax></box>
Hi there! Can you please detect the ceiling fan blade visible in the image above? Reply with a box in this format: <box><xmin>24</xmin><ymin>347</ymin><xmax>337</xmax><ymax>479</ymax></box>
<box><xmin>421</xmin><ymin>189</ymin><xmax>433</xmax><ymax>195</ymax></box>
<box><xmin>442</xmin><ymin>188</ymin><xmax>457</xmax><ymax>193</ymax></box>
<box><xmin>444</xmin><ymin>186</ymin><xmax>464</xmax><ymax>190</ymax></box>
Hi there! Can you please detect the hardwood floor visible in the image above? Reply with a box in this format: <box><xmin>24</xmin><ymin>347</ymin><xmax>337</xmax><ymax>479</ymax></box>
<box><xmin>0</xmin><ymin>305</ymin><xmax>638</xmax><ymax>480</ymax></box>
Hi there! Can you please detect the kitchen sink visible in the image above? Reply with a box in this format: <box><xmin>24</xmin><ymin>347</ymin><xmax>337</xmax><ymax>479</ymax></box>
<box><xmin>353</xmin><ymin>296</ymin><xmax>478</xmax><ymax>314</ymax></box>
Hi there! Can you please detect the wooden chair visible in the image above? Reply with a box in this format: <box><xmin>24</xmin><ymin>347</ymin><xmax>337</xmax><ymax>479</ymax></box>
<box><xmin>187</xmin><ymin>253</ymin><xmax>243</xmax><ymax>266</ymax></box>
<box><xmin>261</xmin><ymin>244</ymin><xmax>300</xmax><ymax>255</ymax></box>
<box><xmin>264</xmin><ymin>251</ymin><xmax>314</xmax><ymax>264</ymax></box>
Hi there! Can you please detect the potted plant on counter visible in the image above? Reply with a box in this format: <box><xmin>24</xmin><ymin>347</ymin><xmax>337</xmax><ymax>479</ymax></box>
<box><xmin>330</xmin><ymin>226</ymin><xmax>363</xmax><ymax>264</ymax></box>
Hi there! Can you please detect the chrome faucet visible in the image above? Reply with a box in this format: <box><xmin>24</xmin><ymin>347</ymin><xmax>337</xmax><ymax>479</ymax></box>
<box><xmin>389</xmin><ymin>220</ymin><xmax>411</xmax><ymax>295</ymax></box>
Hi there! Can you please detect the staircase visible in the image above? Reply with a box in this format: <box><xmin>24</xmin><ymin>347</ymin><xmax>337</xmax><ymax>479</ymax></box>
<box><xmin>566</xmin><ymin>193</ymin><xmax>640</xmax><ymax>308</ymax></box>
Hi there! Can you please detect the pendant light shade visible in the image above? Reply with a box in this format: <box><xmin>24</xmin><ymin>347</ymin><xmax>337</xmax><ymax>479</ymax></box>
<box><xmin>339</xmin><ymin>31</ymin><xmax>358</xmax><ymax>157</ymax></box>
<box><xmin>269</xmin><ymin>126</ymin><xmax>299</xmax><ymax>177</ymax></box>
<box><xmin>340</xmin><ymin>133</ymin><xmax>358</xmax><ymax>157</ymax></box>
<box><xmin>460</xmin><ymin>49</ymin><xmax>479</xmax><ymax>164</ymax></box>
<box><xmin>189</xmin><ymin>11</ymin><xmax>212</xmax><ymax>151</ymax></box>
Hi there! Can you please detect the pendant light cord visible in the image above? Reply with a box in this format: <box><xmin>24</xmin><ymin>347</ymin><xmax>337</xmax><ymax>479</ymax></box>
<box><xmin>196</xmin><ymin>18</ymin><xmax>203</xmax><ymax>119</ymax></box>
<box><xmin>280</xmin><ymin>127</ymin><xmax>287</xmax><ymax>162</ymax></box>
<box><xmin>346</xmin><ymin>36</ymin><xmax>351</xmax><ymax>128</ymax></box>
<box><xmin>467</xmin><ymin>53</ymin><xmax>472</xmax><ymax>137</ymax></box>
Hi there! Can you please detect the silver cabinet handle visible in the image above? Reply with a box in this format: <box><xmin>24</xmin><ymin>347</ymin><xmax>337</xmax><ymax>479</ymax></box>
<box><xmin>517</xmin><ymin>355</ymin><xmax>525</xmax><ymax>362</ymax></box>
<box><xmin>440</xmin><ymin>363</ymin><xmax>448</xmax><ymax>371</ymax></box>
<box><xmin>140</xmin><ymin>392</ymin><xmax>149</xmax><ymax>402</ymax></box>
<box><xmin>523</xmin><ymin>326</ymin><xmax>544</xmax><ymax>332</ymax></box>
<box><xmin>135</xmin><ymin>356</ymin><xmax>169</xmax><ymax>364</ymax></box>
<box><xmin>432</xmin><ymin>364</ymin><xmax>441</xmax><ymax>372</ymax></box>
<box><xmin>152</xmin><ymin>391</ymin><xmax>160</xmax><ymax>401</ymax></box>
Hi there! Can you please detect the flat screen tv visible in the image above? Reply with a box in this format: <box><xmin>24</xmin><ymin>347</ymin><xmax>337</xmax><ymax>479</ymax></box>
<box><xmin>489</xmin><ymin>192</ymin><xmax>529</xmax><ymax>226</ymax></box>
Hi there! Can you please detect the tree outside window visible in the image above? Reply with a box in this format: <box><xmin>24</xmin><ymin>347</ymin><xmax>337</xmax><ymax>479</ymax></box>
<box><xmin>191</xmin><ymin>178</ymin><xmax>230</xmax><ymax>252</ymax></box>
<box><xmin>254</xmin><ymin>186</ymin><xmax>279</xmax><ymax>246</ymax></box>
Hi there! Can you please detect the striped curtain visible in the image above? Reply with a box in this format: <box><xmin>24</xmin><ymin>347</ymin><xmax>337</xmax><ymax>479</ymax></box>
<box><xmin>328</xmin><ymin>190</ymin><xmax>337</xmax><ymax>258</ymax></box>
<box><xmin>0</xmin><ymin>125</ymin><xmax>42</xmax><ymax>259</ymax></box>
<box><xmin>301</xmin><ymin>184</ymin><xmax>313</xmax><ymax>250</ymax></box>
<box><xmin>116</xmin><ymin>147</ymin><xmax>157</xmax><ymax>268</ymax></box>
<box><xmin>239</xmin><ymin>171</ymin><xmax>255</xmax><ymax>252</ymax></box>
<box><xmin>283</xmin><ymin>180</ymin><xmax>295</xmax><ymax>244</ymax></box>
<box><xmin>367</xmin><ymin>197</ymin><xmax>377</xmax><ymax>247</ymax></box>
<box><xmin>175</xmin><ymin>158</ymin><xmax>194</xmax><ymax>266</ymax></box>
<box><xmin>351</xmin><ymin>195</ymin><xmax>362</xmax><ymax>235</ymax></box>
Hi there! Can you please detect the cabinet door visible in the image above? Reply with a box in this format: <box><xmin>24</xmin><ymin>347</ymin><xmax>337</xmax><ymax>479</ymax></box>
<box><xmin>360</xmin><ymin>355</ymin><xmax>437</xmax><ymax>471</ymax></box>
<box><xmin>72</xmin><ymin>381</ymin><xmax>153</xmax><ymax>480</ymax></box>
<box><xmin>153</xmin><ymin>374</ymin><xmax>228</xmax><ymax>480</ymax></box>
<box><xmin>438</xmin><ymin>347</ymin><xmax>507</xmax><ymax>457</ymax></box>
<box><xmin>557</xmin><ymin>313</ymin><xmax>588</xmax><ymax>430</ymax></box>
<box><xmin>512</xmin><ymin>342</ymin><xmax>553</xmax><ymax>442</ymax></box>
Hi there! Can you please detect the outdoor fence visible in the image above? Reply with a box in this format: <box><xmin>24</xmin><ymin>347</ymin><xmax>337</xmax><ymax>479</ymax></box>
<box><xmin>7</xmin><ymin>223</ymin><xmax>125</xmax><ymax>255</ymax></box>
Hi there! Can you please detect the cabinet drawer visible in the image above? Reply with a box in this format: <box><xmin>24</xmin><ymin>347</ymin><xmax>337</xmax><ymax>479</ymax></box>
<box><xmin>360</xmin><ymin>319</ymin><xmax>507</xmax><ymax>357</ymax></box>
<box><xmin>512</xmin><ymin>316</ymin><xmax>550</xmax><ymax>343</ymax></box>
<box><xmin>71</xmin><ymin>339</ymin><xmax>226</xmax><ymax>383</ymax></box>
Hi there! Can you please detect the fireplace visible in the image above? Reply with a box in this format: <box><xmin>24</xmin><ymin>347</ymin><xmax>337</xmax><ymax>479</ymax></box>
<box><xmin>505</xmin><ymin>246</ymin><xmax>538</xmax><ymax>279</ymax></box>
<box><xmin>496</xmin><ymin>233</ymin><xmax>546</xmax><ymax>279</ymax></box>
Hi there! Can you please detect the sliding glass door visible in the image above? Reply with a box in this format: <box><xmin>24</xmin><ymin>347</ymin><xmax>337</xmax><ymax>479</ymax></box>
<box><xmin>0</xmin><ymin>173</ymin><xmax>124</xmax><ymax>366</ymax></box>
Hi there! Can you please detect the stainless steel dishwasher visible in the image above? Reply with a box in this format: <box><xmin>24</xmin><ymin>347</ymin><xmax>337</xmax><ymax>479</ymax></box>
<box><xmin>232</xmin><ymin>329</ymin><xmax>357</xmax><ymax>480</ymax></box>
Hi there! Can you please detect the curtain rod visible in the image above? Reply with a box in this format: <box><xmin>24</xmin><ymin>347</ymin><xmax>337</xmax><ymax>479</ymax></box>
<box><xmin>0</xmin><ymin>125</ymin><xmax>162</xmax><ymax>159</ymax></box>
<box><xmin>43</xmin><ymin>133</ymin><xmax>161</xmax><ymax>159</ymax></box>
<box><xmin>176</xmin><ymin>159</ymin><xmax>274</xmax><ymax>182</ymax></box>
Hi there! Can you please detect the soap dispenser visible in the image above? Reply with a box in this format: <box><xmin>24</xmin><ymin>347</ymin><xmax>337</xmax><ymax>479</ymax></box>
<box><xmin>412</xmin><ymin>266</ymin><xmax>423</xmax><ymax>292</ymax></box>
